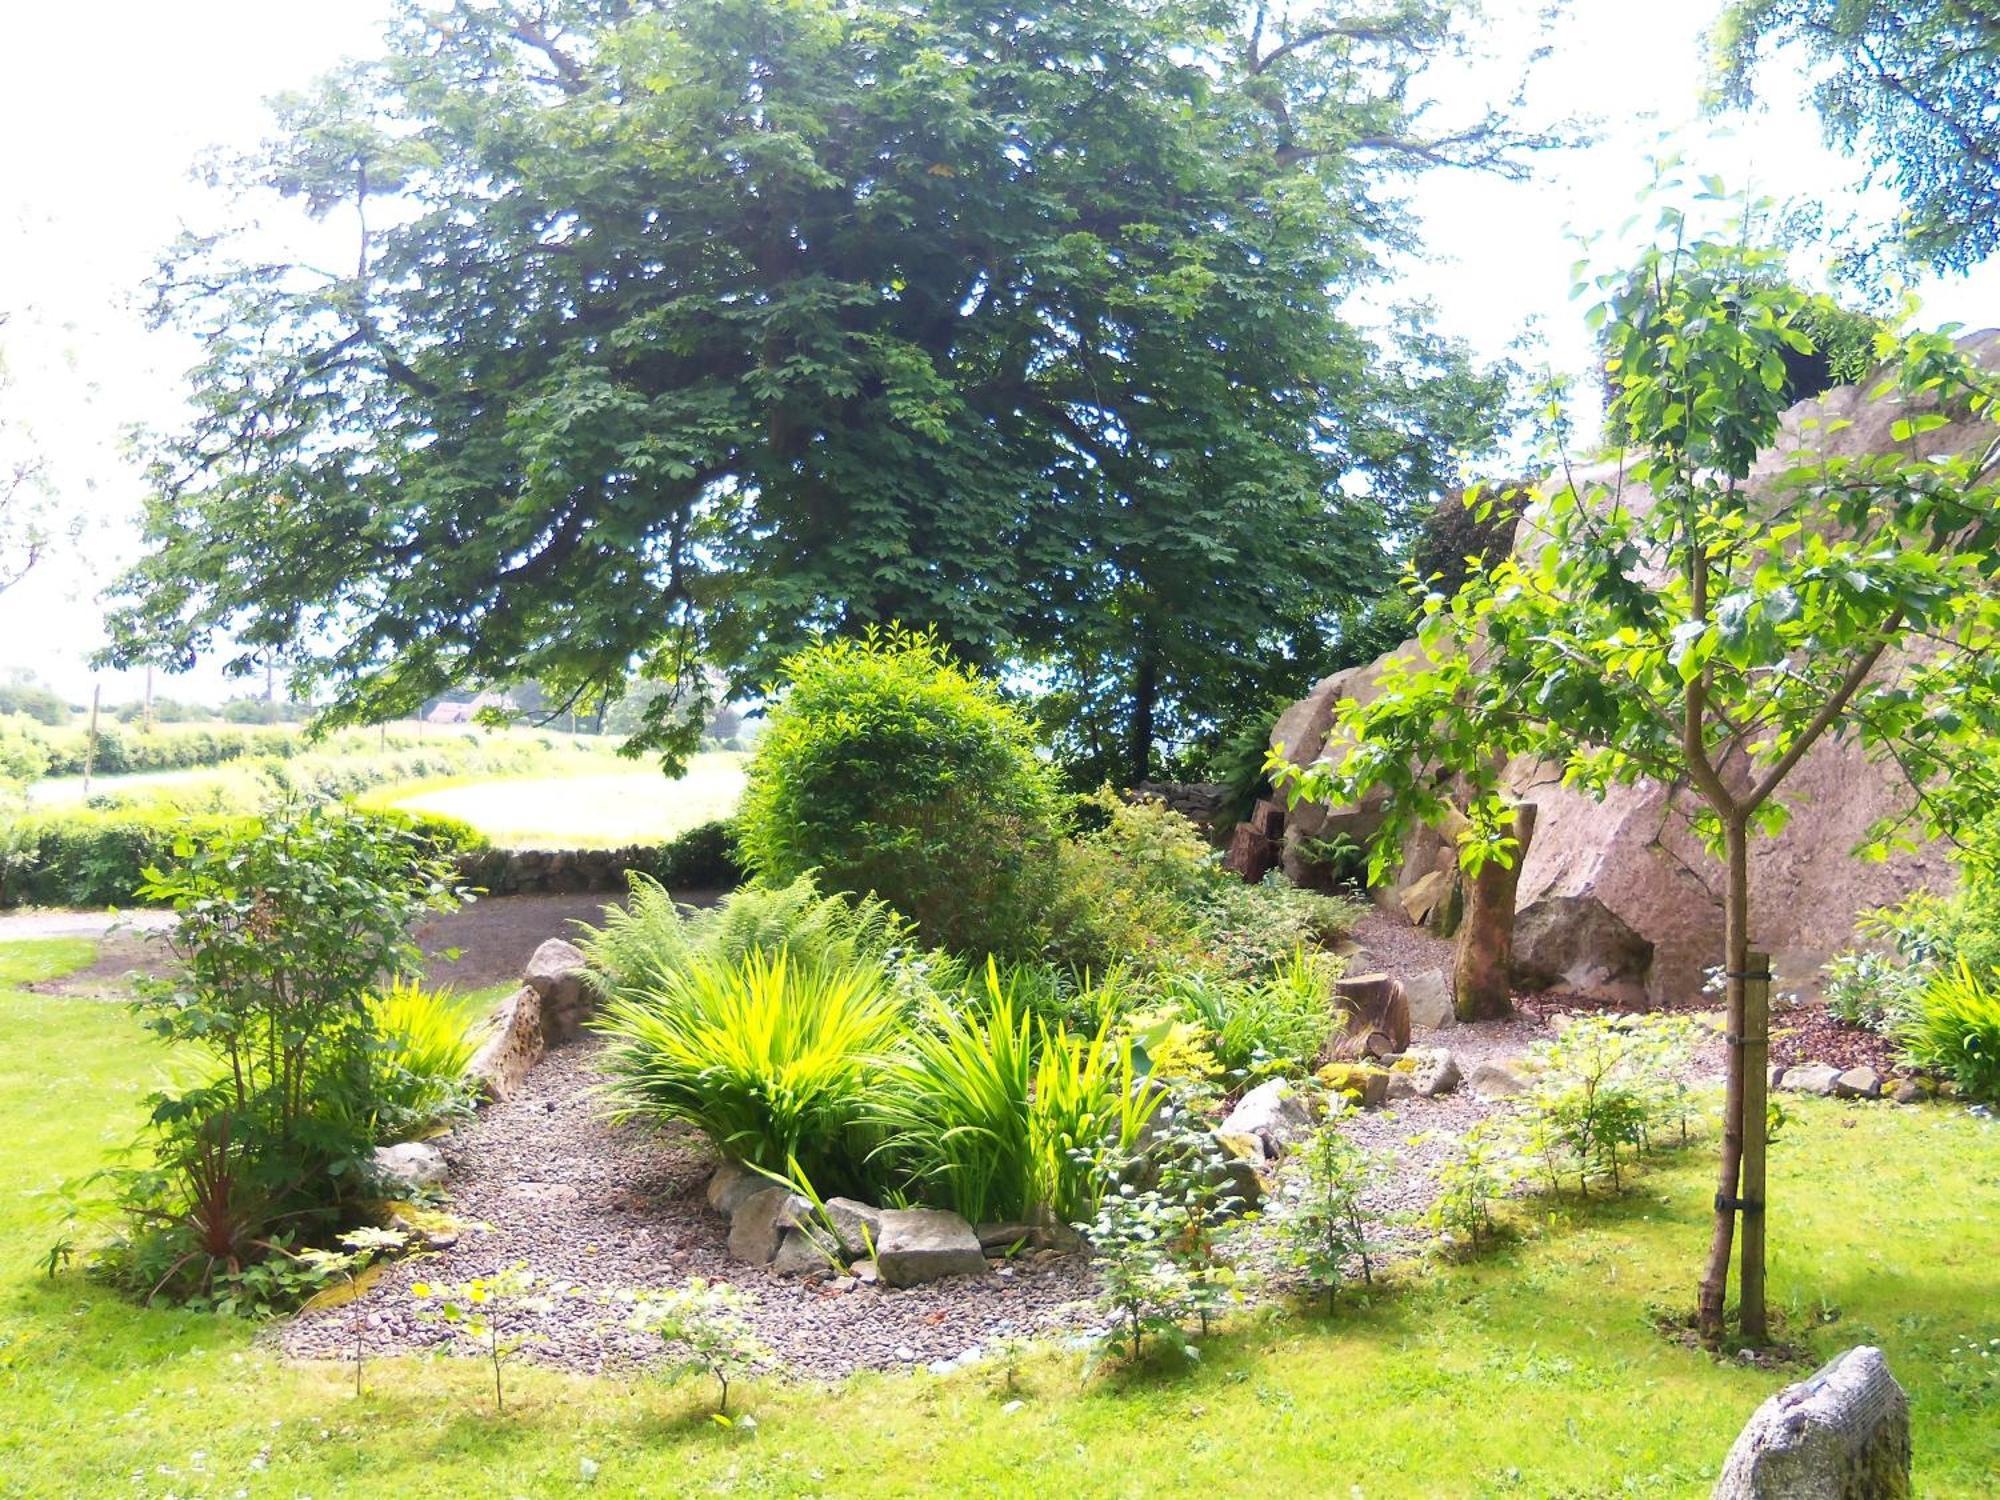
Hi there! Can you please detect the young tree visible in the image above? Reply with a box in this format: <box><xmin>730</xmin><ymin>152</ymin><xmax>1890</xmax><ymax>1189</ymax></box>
<box><xmin>1277</xmin><ymin>198</ymin><xmax>2000</xmax><ymax>1344</ymax></box>
<box><xmin>99</xmin><ymin>0</ymin><xmax>1554</xmax><ymax>774</ymax></box>
<box><xmin>1711</xmin><ymin>2</ymin><xmax>2000</xmax><ymax>273</ymax></box>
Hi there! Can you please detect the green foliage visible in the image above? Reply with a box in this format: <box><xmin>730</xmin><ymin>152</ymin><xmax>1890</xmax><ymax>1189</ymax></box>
<box><xmin>738</xmin><ymin>630</ymin><xmax>1064</xmax><ymax>956</ymax></box>
<box><xmin>624</xmin><ymin>1278</ymin><xmax>776</xmax><ymax>1417</ymax></box>
<box><xmin>295</xmin><ymin>1226</ymin><xmax>412</xmax><ymax>1396</ymax></box>
<box><xmin>101</xmin><ymin>0</ymin><xmax>1547</xmax><ymax>775</ymax></box>
<box><xmin>1900</xmin><ymin>960</ymin><xmax>2000</xmax><ymax>1104</ymax></box>
<box><xmin>4</xmin><ymin>801</ymin><xmax>484</xmax><ymax>909</ymax></box>
<box><xmin>594</xmin><ymin>948</ymin><xmax>904</xmax><ymax>1198</ymax></box>
<box><xmin>96</xmin><ymin>804</ymin><xmax>463</xmax><ymax>1307</ymax></box>
<box><xmin>0</xmin><ymin>672</ymin><xmax>69</xmax><ymax>725</ymax></box>
<box><xmin>1165</xmin><ymin>951</ymin><xmax>1344</xmax><ymax>1080</ymax></box>
<box><xmin>1821</xmin><ymin>948</ymin><xmax>1925</xmax><ymax>1036</ymax></box>
<box><xmin>410</xmin><ymin>1264</ymin><xmax>568</xmax><ymax>1414</ymax></box>
<box><xmin>1280</xmin><ymin>1100</ymin><xmax>1384</xmax><ymax>1310</ymax></box>
<box><xmin>361</xmin><ymin>980</ymin><xmax>480</xmax><ymax>1139</ymax></box>
<box><xmin>1518</xmin><ymin>1016</ymin><xmax>1705</xmax><ymax>1198</ymax></box>
<box><xmin>1712</xmin><ymin>1</ymin><xmax>2000</xmax><ymax>273</ymax></box>
<box><xmin>1424</xmin><ymin>1118</ymin><xmax>1521</xmax><ymax>1255</ymax></box>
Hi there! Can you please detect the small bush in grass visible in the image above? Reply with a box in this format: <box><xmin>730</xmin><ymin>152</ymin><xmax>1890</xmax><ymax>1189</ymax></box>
<box><xmin>411</xmin><ymin>1264</ymin><xmax>566</xmax><ymax>1414</ymax></box>
<box><xmin>94</xmin><ymin>803</ymin><xmax>463</xmax><ymax>1309</ymax></box>
<box><xmin>594</xmin><ymin>948</ymin><xmax>904</xmax><ymax>1198</ymax></box>
<box><xmin>1280</xmin><ymin>1100</ymin><xmax>1383</xmax><ymax>1310</ymax></box>
<box><xmin>1424</xmin><ymin>1119</ymin><xmax>1521</xmax><ymax>1256</ymax></box>
<box><xmin>1820</xmin><ymin>948</ymin><xmax>1926</xmax><ymax>1037</ymax></box>
<box><xmin>736</xmin><ymin>627</ymin><xmax>1065</xmax><ymax>958</ymax></box>
<box><xmin>1900</xmin><ymin>960</ymin><xmax>2000</xmax><ymax>1104</ymax></box>
<box><xmin>624</xmin><ymin>1277</ymin><xmax>775</xmax><ymax>1417</ymax></box>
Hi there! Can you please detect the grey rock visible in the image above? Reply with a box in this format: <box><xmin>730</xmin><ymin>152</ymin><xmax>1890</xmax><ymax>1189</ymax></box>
<box><xmin>872</xmin><ymin>1208</ymin><xmax>991</xmax><ymax>1288</ymax></box>
<box><xmin>1780</xmin><ymin>1063</ymin><xmax>1842</xmax><ymax>1097</ymax></box>
<box><xmin>1387</xmin><ymin>1046</ymin><xmax>1461</xmax><ymax>1100</ymax></box>
<box><xmin>522</xmin><ymin>938</ymin><xmax>592</xmax><ymax>1043</ymax></box>
<box><xmin>1468</xmin><ymin>1059</ymin><xmax>1531</xmax><ymax>1099</ymax></box>
<box><xmin>727</xmin><ymin>1186</ymin><xmax>810</xmax><ymax>1266</ymax></box>
<box><xmin>1510</xmin><ymin>894</ymin><xmax>1655</xmax><ymax>1002</ymax></box>
<box><xmin>1890</xmin><ymin>1077</ymin><xmax>1931</xmax><ymax>1105</ymax></box>
<box><xmin>705</xmin><ymin>1160</ymin><xmax>766</xmax><ymax>1218</ymax></box>
<box><xmin>770</xmin><ymin>1226</ymin><xmax>835</xmax><ymax>1277</ymax></box>
<box><xmin>1713</xmin><ymin>1345</ymin><xmax>1910</xmax><ymax>1499</ymax></box>
<box><xmin>1833</xmin><ymin>1067</ymin><xmax>1884</xmax><ymax>1100</ymax></box>
<box><xmin>822</xmin><ymin>1196</ymin><xmax>884</xmax><ymax>1260</ymax></box>
<box><xmin>976</xmin><ymin>1221</ymin><xmax>1040</xmax><ymax>1253</ymax></box>
<box><xmin>1218</xmin><ymin>1078</ymin><xmax>1312</xmax><ymax>1156</ymax></box>
<box><xmin>1404</xmin><ymin>968</ymin><xmax>1456</xmax><ymax>1030</ymax></box>
<box><xmin>370</xmin><ymin>1141</ymin><xmax>448</xmax><ymax>1195</ymax></box>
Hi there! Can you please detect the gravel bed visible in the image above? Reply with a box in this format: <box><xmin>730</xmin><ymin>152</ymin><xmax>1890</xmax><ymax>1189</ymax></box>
<box><xmin>284</xmin><ymin>1041</ymin><xmax>1103</xmax><ymax>1381</ymax></box>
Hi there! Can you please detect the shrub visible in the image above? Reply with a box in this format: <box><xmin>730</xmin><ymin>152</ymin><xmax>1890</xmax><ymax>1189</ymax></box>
<box><xmin>1424</xmin><ymin>1119</ymin><xmax>1521</xmax><ymax>1256</ymax></box>
<box><xmin>1167</xmin><ymin>950</ymin><xmax>1344</xmax><ymax>1079</ymax></box>
<box><xmin>1516</xmin><ymin>1015</ymin><xmax>1701</xmax><ymax>1197</ymax></box>
<box><xmin>1900</xmin><ymin>960</ymin><xmax>2000</xmax><ymax>1104</ymax></box>
<box><xmin>874</xmin><ymin>969</ymin><xmax>1159</xmax><ymax>1225</ymax></box>
<box><xmin>594</xmin><ymin>948</ymin><xmax>904</xmax><ymax>1197</ymax></box>
<box><xmin>625</xmin><ymin>1278</ymin><xmax>775</xmax><ymax>1416</ymax></box>
<box><xmin>1821</xmin><ymin>948</ymin><xmax>1924</xmax><ymax>1036</ymax></box>
<box><xmin>92</xmin><ymin>805</ymin><xmax>464</xmax><ymax>1308</ymax></box>
<box><xmin>1280</xmin><ymin>1100</ymin><xmax>1384</xmax><ymax>1310</ymax></box>
<box><xmin>359</xmin><ymin>980</ymin><xmax>480</xmax><ymax>1139</ymax></box>
<box><xmin>736</xmin><ymin>628</ymin><xmax>1064</xmax><ymax>957</ymax></box>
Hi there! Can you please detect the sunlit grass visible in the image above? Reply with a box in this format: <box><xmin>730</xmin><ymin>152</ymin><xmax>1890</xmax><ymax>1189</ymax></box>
<box><xmin>381</xmin><ymin>752</ymin><xmax>748</xmax><ymax>848</ymax></box>
<box><xmin>1</xmin><ymin>937</ymin><xmax>1995</xmax><ymax>1497</ymax></box>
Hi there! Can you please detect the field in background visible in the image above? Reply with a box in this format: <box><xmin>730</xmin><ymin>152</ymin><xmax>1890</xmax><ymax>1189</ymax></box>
<box><xmin>379</xmin><ymin>750</ymin><xmax>747</xmax><ymax>848</ymax></box>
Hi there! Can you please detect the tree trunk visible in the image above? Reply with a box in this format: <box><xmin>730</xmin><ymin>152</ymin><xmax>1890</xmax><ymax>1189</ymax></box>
<box><xmin>1452</xmin><ymin>802</ymin><xmax>1536</xmax><ymax>1021</ymax></box>
<box><xmin>1127</xmin><ymin>640</ymin><xmax>1159</xmax><ymax>787</ymax></box>
<box><xmin>1698</xmin><ymin>817</ymin><xmax>1759</xmax><ymax>1344</ymax></box>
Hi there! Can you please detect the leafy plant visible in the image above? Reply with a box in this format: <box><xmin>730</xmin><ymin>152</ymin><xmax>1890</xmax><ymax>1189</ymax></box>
<box><xmin>1281</xmin><ymin>1101</ymin><xmax>1384</xmax><ymax>1311</ymax></box>
<box><xmin>594</xmin><ymin>948</ymin><xmax>903</xmax><ymax>1197</ymax></box>
<box><xmin>1821</xmin><ymin>949</ymin><xmax>1925</xmax><ymax>1036</ymax></box>
<box><xmin>1425</xmin><ymin>1119</ymin><xmax>1520</xmax><ymax>1256</ymax></box>
<box><xmin>624</xmin><ymin>1277</ymin><xmax>775</xmax><ymax>1417</ymax></box>
<box><xmin>1080</xmin><ymin>1178</ymin><xmax>1203</xmax><ymax>1369</ymax></box>
<box><xmin>360</xmin><ymin>981</ymin><xmax>479</xmax><ymax>1138</ymax></box>
<box><xmin>410</xmin><ymin>1263</ymin><xmax>566</xmax><ymax>1414</ymax></box>
<box><xmin>296</xmin><ymin>1226</ymin><xmax>411</xmax><ymax>1395</ymax></box>
<box><xmin>736</xmin><ymin>628</ymin><xmax>1065</xmax><ymax>957</ymax></box>
<box><xmin>1168</xmin><ymin>950</ymin><xmax>1342</xmax><ymax>1078</ymax></box>
<box><xmin>1900</xmin><ymin>960</ymin><xmax>2000</xmax><ymax>1104</ymax></box>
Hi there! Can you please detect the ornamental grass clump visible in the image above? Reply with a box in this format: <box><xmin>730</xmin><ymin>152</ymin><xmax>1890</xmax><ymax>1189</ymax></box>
<box><xmin>594</xmin><ymin>948</ymin><xmax>904</xmax><ymax>1198</ymax></box>
<box><xmin>1901</xmin><ymin>960</ymin><xmax>2000</xmax><ymax>1104</ymax></box>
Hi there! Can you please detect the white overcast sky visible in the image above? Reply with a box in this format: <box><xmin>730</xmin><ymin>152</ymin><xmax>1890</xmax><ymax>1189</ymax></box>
<box><xmin>2</xmin><ymin>0</ymin><xmax>1997</xmax><ymax>704</ymax></box>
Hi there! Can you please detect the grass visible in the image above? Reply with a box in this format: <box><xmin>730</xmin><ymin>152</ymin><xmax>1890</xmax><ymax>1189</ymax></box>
<box><xmin>0</xmin><ymin>936</ymin><xmax>1995</xmax><ymax>1497</ymax></box>
<box><xmin>380</xmin><ymin>751</ymin><xmax>748</xmax><ymax>848</ymax></box>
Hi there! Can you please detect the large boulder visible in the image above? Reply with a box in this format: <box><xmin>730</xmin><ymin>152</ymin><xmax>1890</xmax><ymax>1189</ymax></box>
<box><xmin>1509</xmin><ymin>895</ymin><xmax>1655</xmax><ymax>1002</ymax></box>
<box><xmin>871</xmin><ymin>1208</ymin><xmax>990</xmax><ymax>1287</ymax></box>
<box><xmin>1403</xmin><ymin>968</ymin><xmax>1456</xmax><ymax>1030</ymax></box>
<box><xmin>1218</xmin><ymin>1079</ymin><xmax>1312</xmax><ymax>1157</ymax></box>
<box><xmin>522</xmin><ymin>937</ymin><xmax>593</xmax><ymax>1043</ymax></box>
<box><xmin>1713</xmin><ymin>1345</ymin><xmax>1910</xmax><ymax>1498</ymax></box>
<box><xmin>1269</xmin><ymin>341</ymin><xmax>2000</xmax><ymax>1004</ymax></box>
<box><xmin>465</xmin><ymin>986</ymin><xmax>545</xmax><ymax>1102</ymax></box>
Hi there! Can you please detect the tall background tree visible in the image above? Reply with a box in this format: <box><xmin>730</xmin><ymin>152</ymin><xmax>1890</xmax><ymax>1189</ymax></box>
<box><xmin>0</xmin><ymin>315</ymin><xmax>55</xmax><ymax>598</ymax></box>
<box><xmin>1711</xmin><ymin>1</ymin><xmax>2000</xmax><ymax>273</ymax></box>
<box><xmin>103</xmin><ymin>0</ymin><xmax>1552</xmax><ymax>774</ymax></box>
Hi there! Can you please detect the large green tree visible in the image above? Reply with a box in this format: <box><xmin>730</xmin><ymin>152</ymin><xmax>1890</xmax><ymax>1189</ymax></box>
<box><xmin>104</xmin><ymin>0</ymin><xmax>1546</xmax><ymax>773</ymax></box>
<box><xmin>1712</xmin><ymin>1</ymin><xmax>2000</xmax><ymax>273</ymax></box>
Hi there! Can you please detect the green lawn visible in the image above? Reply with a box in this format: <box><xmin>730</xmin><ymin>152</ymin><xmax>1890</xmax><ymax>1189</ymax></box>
<box><xmin>2</xmin><ymin>938</ymin><xmax>1995</xmax><ymax>1498</ymax></box>
<box><xmin>381</xmin><ymin>751</ymin><xmax>748</xmax><ymax>849</ymax></box>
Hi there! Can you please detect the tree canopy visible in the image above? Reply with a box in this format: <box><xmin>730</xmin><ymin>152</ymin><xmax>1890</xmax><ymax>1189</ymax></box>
<box><xmin>1712</xmin><ymin>1</ymin><xmax>2000</xmax><ymax>273</ymax></box>
<box><xmin>102</xmin><ymin>0</ymin><xmax>1547</xmax><ymax>774</ymax></box>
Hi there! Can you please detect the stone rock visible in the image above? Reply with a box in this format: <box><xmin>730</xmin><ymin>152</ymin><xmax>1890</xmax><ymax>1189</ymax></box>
<box><xmin>1404</xmin><ymin>968</ymin><xmax>1456</xmax><ymax>1030</ymax></box>
<box><xmin>822</xmin><ymin>1196</ymin><xmax>885</xmax><ymax>1260</ymax></box>
<box><xmin>465</xmin><ymin>986</ymin><xmax>545</xmax><ymax>1103</ymax></box>
<box><xmin>1218</xmin><ymin>1078</ymin><xmax>1312</xmax><ymax>1156</ymax></box>
<box><xmin>770</xmin><ymin>1227</ymin><xmax>835</xmax><ymax>1277</ymax></box>
<box><xmin>1780</xmin><ymin>1063</ymin><xmax>1842</xmax><ymax>1097</ymax></box>
<box><xmin>1833</xmin><ymin>1067</ymin><xmax>1884</xmax><ymax>1100</ymax></box>
<box><xmin>1889</xmin><ymin>1076</ymin><xmax>1935</xmax><ymax>1105</ymax></box>
<box><xmin>975</xmin><ymin>1222</ymin><xmax>1040</xmax><ymax>1253</ymax></box>
<box><xmin>1209</xmin><ymin>1133</ymin><xmax>1268</xmax><ymax>1214</ymax></box>
<box><xmin>1400</xmin><ymin>869</ymin><xmax>1452</xmax><ymax>927</ymax></box>
<box><xmin>370</xmin><ymin>1142</ymin><xmax>447</xmax><ymax>1195</ymax></box>
<box><xmin>1268</xmin><ymin>340</ymin><xmax>2000</xmax><ymax>1005</ymax></box>
<box><xmin>1510</xmin><ymin>895</ymin><xmax>1655</xmax><ymax>1003</ymax></box>
<box><xmin>1331</xmin><ymin>973</ymin><xmax>1411</xmax><ymax>1060</ymax></box>
<box><xmin>1387</xmin><ymin>1046</ymin><xmax>1461</xmax><ymax>1100</ymax></box>
<box><xmin>705</xmin><ymin>1160</ymin><xmax>766</xmax><ymax>1219</ymax></box>
<box><xmin>522</xmin><ymin>937</ymin><xmax>593</xmax><ymax>1043</ymax></box>
<box><xmin>1713</xmin><ymin>1345</ymin><xmax>1910</xmax><ymax>1499</ymax></box>
<box><xmin>727</xmin><ymin>1186</ymin><xmax>810</xmax><ymax>1266</ymax></box>
<box><xmin>1468</xmin><ymin>1059</ymin><xmax>1531</xmax><ymax>1099</ymax></box>
<box><xmin>1316</xmin><ymin>1063</ymin><xmax>1390</xmax><ymax>1109</ymax></box>
<box><xmin>1249</xmin><ymin>799</ymin><xmax>1286</xmax><ymax>839</ymax></box>
<box><xmin>871</xmin><ymin>1208</ymin><xmax>990</xmax><ymax>1288</ymax></box>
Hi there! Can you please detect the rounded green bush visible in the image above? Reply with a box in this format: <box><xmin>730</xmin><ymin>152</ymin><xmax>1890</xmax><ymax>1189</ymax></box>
<box><xmin>737</xmin><ymin>628</ymin><xmax>1063</xmax><ymax>957</ymax></box>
